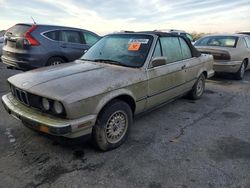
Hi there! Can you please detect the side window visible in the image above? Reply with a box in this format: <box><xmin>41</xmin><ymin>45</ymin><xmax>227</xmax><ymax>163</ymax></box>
<box><xmin>83</xmin><ymin>32</ymin><xmax>99</xmax><ymax>46</ymax></box>
<box><xmin>244</xmin><ymin>37</ymin><xmax>250</xmax><ymax>48</ymax></box>
<box><xmin>44</xmin><ymin>31</ymin><xmax>59</xmax><ymax>41</ymax></box>
<box><xmin>160</xmin><ymin>37</ymin><xmax>182</xmax><ymax>63</ymax></box>
<box><xmin>179</xmin><ymin>38</ymin><xmax>192</xmax><ymax>59</ymax></box>
<box><xmin>152</xmin><ymin>40</ymin><xmax>162</xmax><ymax>58</ymax></box>
<box><xmin>60</xmin><ymin>30</ymin><xmax>82</xmax><ymax>44</ymax></box>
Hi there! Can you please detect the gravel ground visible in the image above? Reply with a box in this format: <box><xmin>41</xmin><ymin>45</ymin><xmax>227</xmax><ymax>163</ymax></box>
<box><xmin>0</xmin><ymin>61</ymin><xmax>250</xmax><ymax>188</ymax></box>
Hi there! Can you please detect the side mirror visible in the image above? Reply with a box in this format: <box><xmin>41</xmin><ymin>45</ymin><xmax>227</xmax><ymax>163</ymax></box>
<box><xmin>151</xmin><ymin>57</ymin><xmax>167</xmax><ymax>67</ymax></box>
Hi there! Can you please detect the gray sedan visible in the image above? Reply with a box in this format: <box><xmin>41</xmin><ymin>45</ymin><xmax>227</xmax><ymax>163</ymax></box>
<box><xmin>195</xmin><ymin>34</ymin><xmax>250</xmax><ymax>80</ymax></box>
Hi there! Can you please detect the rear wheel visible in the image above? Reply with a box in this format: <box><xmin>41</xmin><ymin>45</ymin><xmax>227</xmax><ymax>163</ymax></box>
<box><xmin>235</xmin><ymin>60</ymin><xmax>246</xmax><ymax>80</ymax></box>
<box><xmin>46</xmin><ymin>57</ymin><xmax>65</xmax><ymax>66</ymax></box>
<box><xmin>189</xmin><ymin>73</ymin><xmax>205</xmax><ymax>100</ymax></box>
<box><xmin>93</xmin><ymin>100</ymin><xmax>132</xmax><ymax>151</ymax></box>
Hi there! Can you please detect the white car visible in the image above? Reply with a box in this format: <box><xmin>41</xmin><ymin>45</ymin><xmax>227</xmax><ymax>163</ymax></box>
<box><xmin>195</xmin><ymin>34</ymin><xmax>250</xmax><ymax>80</ymax></box>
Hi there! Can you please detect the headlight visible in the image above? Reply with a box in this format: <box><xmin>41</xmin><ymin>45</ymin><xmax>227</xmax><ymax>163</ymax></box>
<box><xmin>42</xmin><ymin>98</ymin><xmax>50</xmax><ymax>111</ymax></box>
<box><xmin>53</xmin><ymin>101</ymin><xmax>63</xmax><ymax>114</ymax></box>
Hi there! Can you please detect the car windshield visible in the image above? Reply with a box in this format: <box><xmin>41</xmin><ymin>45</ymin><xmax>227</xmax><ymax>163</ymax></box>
<box><xmin>195</xmin><ymin>36</ymin><xmax>238</xmax><ymax>48</ymax></box>
<box><xmin>81</xmin><ymin>34</ymin><xmax>153</xmax><ymax>68</ymax></box>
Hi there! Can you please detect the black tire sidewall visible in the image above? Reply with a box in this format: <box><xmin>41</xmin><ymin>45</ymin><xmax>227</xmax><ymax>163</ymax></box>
<box><xmin>191</xmin><ymin>74</ymin><xmax>205</xmax><ymax>100</ymax></box>
<box><xmin>235</xmin><ymin>61</ymin><xmax>246</xmax><ymax>80</ymax></box>
<box><xmin>93</xmin><ymin>100</ymin><xmax>133</xmax><ymax>151</ymax></box>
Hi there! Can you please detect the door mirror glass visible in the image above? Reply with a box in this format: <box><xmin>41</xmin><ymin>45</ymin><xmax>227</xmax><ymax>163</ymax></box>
<box><xmin>151</xmin><ymin>57</ymin><xmax>167</xmax><ymax>67</ymax></box>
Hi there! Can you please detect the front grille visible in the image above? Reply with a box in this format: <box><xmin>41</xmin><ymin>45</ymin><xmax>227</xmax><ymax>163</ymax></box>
<box><xmin>11</xmin><ymin>86</ymin><xmax>29</xmax><ymax>106</ymax></box>
<box><xmin>10</xmin><ymin>84</ymin><xmax>41</xmax><ymax>109</ymax></box>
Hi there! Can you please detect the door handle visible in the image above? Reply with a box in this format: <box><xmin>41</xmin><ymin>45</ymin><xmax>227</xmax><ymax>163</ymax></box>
<box><xmin>181</xmin><ymin>64</ymin><xmax>186</xmax><ymax>69</ymax></box>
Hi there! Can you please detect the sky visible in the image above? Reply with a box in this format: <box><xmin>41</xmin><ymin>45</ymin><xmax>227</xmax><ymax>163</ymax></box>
<box><xmin>0</xmin><ymin>0</ymin><xmax>250</xmax><ymax>35</ymax></box>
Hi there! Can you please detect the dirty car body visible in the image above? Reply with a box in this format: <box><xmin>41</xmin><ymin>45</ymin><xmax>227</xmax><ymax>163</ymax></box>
<box><xmin>2</xmin><ymin>32</ymin><xmax>214</xmax><ymax>150</ymax></box>
<box><xmin>195</xmin><ymin>34</ymin><xmax>250</xmax><ymax>80</ymax></box>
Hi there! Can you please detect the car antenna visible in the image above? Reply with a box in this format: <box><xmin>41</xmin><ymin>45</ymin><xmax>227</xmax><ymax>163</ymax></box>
<box><xmin>31</xmin><ymin>16</ymin><xmax>36</xmax><ymax>24</ymax></box>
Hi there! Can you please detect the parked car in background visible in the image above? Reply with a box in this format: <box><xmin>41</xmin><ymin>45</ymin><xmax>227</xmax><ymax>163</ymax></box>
<box><xmin>0</xmin><ymin>37</ymin><xmax>4</xmax><ymax>58</ymax></box>
<box><xmin>169</xmin><ymin>29</ymin><xmax>195</xmax><ymax>43</ymax></box>
<box><xmin>0</xmin><ymin>30</ymin><xmax>5</xmax><ymax>37</ymax></box>
<box><xmin>155</xmin><ymin>29</ymin><xmax>194</xmax><ymax>43</ymax></box>
<box><xmin>2</xmin><ymin>31</ymin><xmax>214</xmax><ymax>151</ymax></box>
<box><xmin>195</xmin><ymin>34</ymin><xmax>250</xmax><ymax>80</ymax></box>
<box><xmin>238</xmin><ymin>31</ymin><xmax>250</xmax><ymax>36</ymax></box>
<box><xmin>1</xmin><ymin>23</ymin><xmax>100</xmax><ymax>70</ymax></box>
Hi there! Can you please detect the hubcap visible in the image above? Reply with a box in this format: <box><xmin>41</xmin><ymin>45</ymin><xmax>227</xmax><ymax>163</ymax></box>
<box><xmin>51</xmin><ymin>61</ymin><xmax>61</xmax><ymax>65</ymax></box>
<box><xmin>196</xmin><ymin>77</ymin><xmax>204</xmax><ymax>96</ymax></box>
<box><xmin>105</xmin><ymin>111</ymin><xmax>128</xmax><ymax>144</ymax></box>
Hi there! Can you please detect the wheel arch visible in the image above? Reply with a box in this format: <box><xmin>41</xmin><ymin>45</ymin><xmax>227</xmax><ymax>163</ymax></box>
<box><xmin>46</xmin><ymin>55</ymin><xmax>69</xmax><ymax>65</ymax></box>
<box><xmin>196</xmin><ymin>68</ymin><xmax>208</xmax><ymax>79</ymax></box>
<box><xmin>96</xmin><ymin>92</ymin><xmax>136</xmax><ymax>121</ymax></box>
<box><xmin>243</xmin><ymin>58</ymin><xmax>248</xmax><ymax>69</ymax></box>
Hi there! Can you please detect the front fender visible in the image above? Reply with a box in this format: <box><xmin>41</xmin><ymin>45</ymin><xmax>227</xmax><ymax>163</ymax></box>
<box><xmin>94</xmin><ymin>88</ymin><xmax>136</xmax><ymax>115</ymax></box>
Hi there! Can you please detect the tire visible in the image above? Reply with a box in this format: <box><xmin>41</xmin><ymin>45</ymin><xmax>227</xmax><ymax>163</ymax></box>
<box><xmin>189</xmin><ymin>73</ymin><xmax>206</xmax><ymax>100</ymax></box>
<box><xmin>46</xmin><ymin>57</ymin><xmax>65</xmax><ymax>66</ymax></box>
<box><xmin>235</xmin><ymin>60</ymin><xmax>246</xmax><ymax>80</ymax></box>
<box><xmin>93</xmin><ymin>100</ymin><xmax>133</xmax><ymax>151</ymax></box>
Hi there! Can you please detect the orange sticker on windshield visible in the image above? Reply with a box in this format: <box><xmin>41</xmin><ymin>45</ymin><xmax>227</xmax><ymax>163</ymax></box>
<box><xmin>128</xmin><ymin>42</ymin><xmax>141</xmax><ymax>51</ymax></box>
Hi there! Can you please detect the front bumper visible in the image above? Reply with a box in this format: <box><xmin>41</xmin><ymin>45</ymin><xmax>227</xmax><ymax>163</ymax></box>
<box><xmin>213</xmin><ymin>60</ymin><xmax>242</xmax><ymax>73</ymax></box>
<box><xmin>2</xmin><ymin>93</ymin><xmax>96</xmax><ymax>138</ymax></box>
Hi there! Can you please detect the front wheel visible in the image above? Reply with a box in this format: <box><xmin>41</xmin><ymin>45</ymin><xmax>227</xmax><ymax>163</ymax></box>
<box><xmin>235</xmin><ymin>60</ymin><xmax>246</xmax><ymax>80</ymax></box>
<box><xmin>189</xmin><ymin>73</ymin><xmax>205</xmax><ymax>100</ymax></box>
<box><xmin>93</xmin><ymin>100</ymin><xmax>133</xmax><ymax>151</ymax></box>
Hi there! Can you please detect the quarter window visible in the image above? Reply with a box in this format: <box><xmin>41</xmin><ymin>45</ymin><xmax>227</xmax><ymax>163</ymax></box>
<box><xmin>152</xmin><ymin>40</ymin><xmax>162</xmax><ymax>58</ymax></box>
<box><xmin>179</xmin><ymin>38</ymin><xmax>192</xmax><ymax>59</ymax></box>
<box><xmin>160</xmin><ymin>37</ymin><xmax>183</xmax><ymax>63</ymax></box>
<box><xmin>186</xmin><ymin>34</ymin><xmax>194</xmax><ymax>42</ymax></box>
<box><xmin>44</xmin><ymin>31</ymin><xmax>58</xmax><ymax>41</ymax></box>
<box><xmin>244</xmin><ymin>37</ymin><xmax>250</xmax><ymax>48</ymax></box>
<box><xmin>60</xmin><ymin>30</ymin><xmax>82</xmax><ymax>44</ymax></box>
<box><xmin>83</xmin><ymin>32</ymin><xmax>99</xmax><ymax>46</ymax></box>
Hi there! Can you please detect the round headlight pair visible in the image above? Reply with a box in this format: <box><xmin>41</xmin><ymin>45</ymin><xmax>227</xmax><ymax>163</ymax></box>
<box><xmin>42</xmin><ymin>98</ymin><xmax>63</xmax><ymax>114</ymax></box>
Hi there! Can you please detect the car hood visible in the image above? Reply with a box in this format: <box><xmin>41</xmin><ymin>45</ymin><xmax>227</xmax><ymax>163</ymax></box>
<box><xmin>8</xmin><ymin>60</ymin><xmax>145</xmax><ymax>102</ymax></box>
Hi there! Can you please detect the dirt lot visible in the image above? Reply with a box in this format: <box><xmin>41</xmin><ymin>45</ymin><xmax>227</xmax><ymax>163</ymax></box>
<box><xmin>0</xmin><ymin>61</ymin><xmax>250</xmax><ymax>188</ymax></box>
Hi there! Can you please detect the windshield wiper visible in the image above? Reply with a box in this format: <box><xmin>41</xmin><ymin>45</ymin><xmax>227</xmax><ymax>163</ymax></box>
<box><xmin>93</xmin><ymin>59</ymin><xmax>123</xmax><ymax>65</ymax></box>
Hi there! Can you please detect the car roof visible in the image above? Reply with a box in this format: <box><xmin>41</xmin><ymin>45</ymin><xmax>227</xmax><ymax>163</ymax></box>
<box><xmin>15</xmin><ymin>23</ymin><xmax>99</xmax><ymax>35</ymax></box>
<box><xmin>202</xmin><ymin>33</ymin><xmax>247</xmax><ymax>38</ymax></box>
<box><xmin>114</xmin><ymin>31</ymin><xmax>182</xmax><ymax>37</ymax></box>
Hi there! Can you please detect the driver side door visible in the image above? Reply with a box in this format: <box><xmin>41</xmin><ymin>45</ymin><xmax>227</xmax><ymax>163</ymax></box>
<box><xmin>146</xmin><ymin>37</ymin><xmax>188</xmax><ymax>109</ymax></box>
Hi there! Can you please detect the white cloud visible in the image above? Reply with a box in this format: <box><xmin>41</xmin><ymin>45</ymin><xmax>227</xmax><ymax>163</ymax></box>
<box><xmin>0</xmin><ymin>0</ymin><xmax>249</xmax><ymax>34</ymax></box>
